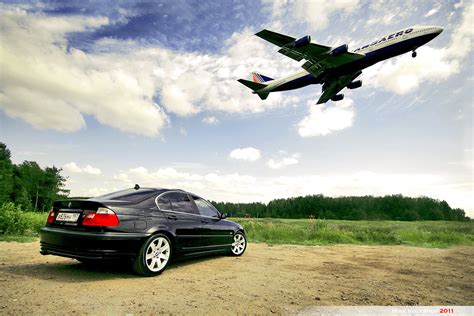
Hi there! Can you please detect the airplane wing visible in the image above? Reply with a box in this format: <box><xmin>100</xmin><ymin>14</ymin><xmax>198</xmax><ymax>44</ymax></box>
<box><xmin>255</xmin><ymin>29</ymin><xmax>365</xmax><ymax>79</ymax></box>
<box><xmin>317</xmin><ymin>71</ymin><xmax>362</xmax><ymax>104</ymax></box>
<box><xmin>255</xmin><ymin>29</ymin><xmax>331</xmax><ymax>62</ymax></box>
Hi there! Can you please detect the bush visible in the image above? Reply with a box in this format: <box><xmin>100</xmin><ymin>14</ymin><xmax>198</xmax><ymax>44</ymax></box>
<box><xmin>0</xmin><ymin>203</ymin><xmax>47</xmax><ymax>236</ymax></box>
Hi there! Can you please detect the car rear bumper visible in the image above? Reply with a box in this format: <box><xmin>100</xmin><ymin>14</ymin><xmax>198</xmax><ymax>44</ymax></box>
<box><xmin>40</xmin><ymin>227</ymin><xmax>151</xmax><ymax>260</ymax></box>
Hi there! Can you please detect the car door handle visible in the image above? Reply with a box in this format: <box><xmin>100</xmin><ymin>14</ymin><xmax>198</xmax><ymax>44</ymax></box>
<box><xmin>167</xmin><ymin>215</ymin><xmax>178</xmax><ymax>220</ymax></box>
<box><xmin>201</xmin><ymin>220</ymin><xmax>209</xmax><ymax>224</ymax></box>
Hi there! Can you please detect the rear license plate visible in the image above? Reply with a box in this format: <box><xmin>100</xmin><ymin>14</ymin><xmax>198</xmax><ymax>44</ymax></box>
<box><xmin>56</xmin><ymin>212</ymin><xmax>80</xmax><ymax>222</ymax></box>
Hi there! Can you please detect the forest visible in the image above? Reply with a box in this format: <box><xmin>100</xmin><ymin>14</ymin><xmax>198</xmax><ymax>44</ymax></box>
<box><xmin>0</xmin><ymin>143</ymin><xmax>69</xmax><ymax>212</ymax></box>
<box><xmin>212</xmin><ymin>194</ymin><xmax>469</xmax><ymax>221</ymax></box>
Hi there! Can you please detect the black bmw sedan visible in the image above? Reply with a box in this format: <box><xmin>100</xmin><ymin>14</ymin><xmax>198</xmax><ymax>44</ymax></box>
<box><xmin>40</xmin><ymin>187</ymin><xmax>247</xmax><ymax>276</ymax></box>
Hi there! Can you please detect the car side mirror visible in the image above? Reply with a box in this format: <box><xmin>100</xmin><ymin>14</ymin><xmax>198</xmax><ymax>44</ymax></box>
<box><xmin>220</xmin><ymin>213</ymin><xmax>227</xmax><ymax>219</ymax></box>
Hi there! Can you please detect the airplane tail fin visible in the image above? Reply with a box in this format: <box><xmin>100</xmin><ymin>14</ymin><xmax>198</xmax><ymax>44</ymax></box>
<box><xmin>237</xmin><ymin>79</ymin><xmax>270</xmax><ymax>100</ymax></box>
<box><xmin>251</xmin><ymin>72</ymin><xmax>274</xmax><ymax>83</ymax></box>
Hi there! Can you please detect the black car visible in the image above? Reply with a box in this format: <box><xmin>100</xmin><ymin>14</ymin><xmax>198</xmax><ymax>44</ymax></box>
<box><xmin>40</xmin><ymin>187</ymin><xmax>247</xmax><ymax>276</ymax></box>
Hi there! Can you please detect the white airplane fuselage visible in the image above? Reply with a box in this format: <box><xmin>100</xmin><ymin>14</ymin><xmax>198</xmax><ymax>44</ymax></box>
<box><xmin>258</xmin><ymin>25</ymin><xmax>443</xmax><ymax>94</ymax></box>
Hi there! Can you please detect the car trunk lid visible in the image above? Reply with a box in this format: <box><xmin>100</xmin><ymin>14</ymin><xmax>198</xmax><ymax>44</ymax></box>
<box><xmin>49</xmin><ymin>200</ymin><xmax>108</xmax><ymax>230</ymax></box>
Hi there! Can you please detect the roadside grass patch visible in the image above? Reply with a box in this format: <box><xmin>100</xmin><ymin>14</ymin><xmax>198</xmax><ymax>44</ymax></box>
<box><xmin>234</xmin><ymin>218</ymin><xmax>474</xmax><ymax>248</ymax></box>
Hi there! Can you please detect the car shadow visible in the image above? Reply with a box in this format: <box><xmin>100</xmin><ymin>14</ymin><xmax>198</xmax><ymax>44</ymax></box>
<box><xmin>0</xmin><ymin>254</ymin><xmax>227</xmax><ymax>283</ymax></box>
<box><xmin>169</xmin><ymin>252</ymin><xmax>228</xmax><ymax>270</ymax></box>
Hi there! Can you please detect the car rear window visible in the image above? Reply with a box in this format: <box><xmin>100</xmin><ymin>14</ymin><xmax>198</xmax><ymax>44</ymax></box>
<box><xmin>93</xmin><ymin>189</ymin><xmax>157</xmax><ymax>202</ymax></box>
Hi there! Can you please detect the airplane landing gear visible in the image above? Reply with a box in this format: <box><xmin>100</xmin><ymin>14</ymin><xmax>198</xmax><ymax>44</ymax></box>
<box><xmin>412</xmin><ymin>50</ymin><xmax>417</xmax><ymax>58</ymax></box>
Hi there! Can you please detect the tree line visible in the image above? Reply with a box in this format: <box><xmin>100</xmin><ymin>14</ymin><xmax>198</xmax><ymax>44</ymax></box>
<box><xmin>0</xmin><ymin>143</ymin><xmax>69</xmax><ymax>212</ymax></box>
<box><xmin>212</xmin><ymin>194</ymin><xmax>469</xmax><ymax>221</ymax></box>
<box><xmin>0</xmin><ymin>142</ymin><xmax>469</xmax><ymax>220</ymax></box>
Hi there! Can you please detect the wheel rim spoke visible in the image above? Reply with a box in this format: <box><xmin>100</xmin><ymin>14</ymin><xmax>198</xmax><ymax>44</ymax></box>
<box><xmin>157</xmin><ymin>259</ymin><xmax>163</xmax><ymax>269</ymax></box>
<box><xmin>158</xmin><ymin>253</ymin><xmax>168</xmax><ymax>260</ymax></box>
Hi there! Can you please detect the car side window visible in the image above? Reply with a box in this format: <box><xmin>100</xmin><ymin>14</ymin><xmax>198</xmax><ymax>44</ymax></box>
<box><xmin>157</xmin><ymin>194</ymin><xmax>173</xmax><ymax>211</ymax></box>
<box><xmin>166</xmin><ymin>192</ymin><xmax>197</xmax><ymax>214</ymax></box>
<box><xmin>193</xmin><ymin>197</ymin><xmax>219</xmax><ymax>218</ymax></box>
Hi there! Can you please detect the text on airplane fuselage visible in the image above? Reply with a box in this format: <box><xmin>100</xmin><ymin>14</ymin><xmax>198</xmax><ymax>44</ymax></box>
<box><xmin>353</xmin><ymin>28</ymin><xmax>413</xmax><ymax>52</ymax></box>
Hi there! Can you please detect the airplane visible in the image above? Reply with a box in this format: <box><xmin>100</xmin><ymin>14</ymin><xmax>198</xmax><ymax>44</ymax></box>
<box><xmin>238</xmin><ymin>25</ymin><xmax>443</xmax><ymax>104</ymax></box>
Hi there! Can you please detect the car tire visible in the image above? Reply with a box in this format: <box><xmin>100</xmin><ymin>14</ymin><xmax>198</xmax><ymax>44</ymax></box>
<box><xmin>133</xmin><ymin>233</ymin><xmax>172</xmax><ymax>276</ymax></box>
<box><xmin>230</xmin><ymin>231</ymin><xmax>247</xmax><ymax>256</ymax></box>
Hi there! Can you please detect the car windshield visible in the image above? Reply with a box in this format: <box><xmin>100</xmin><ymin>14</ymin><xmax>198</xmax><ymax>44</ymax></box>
<box><xmin>93</xmin><ymin>188</ymin><xmax>157</xmax><ymax>202</ymax></box>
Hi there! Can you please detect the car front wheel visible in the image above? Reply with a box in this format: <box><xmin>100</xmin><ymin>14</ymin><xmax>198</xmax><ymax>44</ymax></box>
<box><xmin>230</xmin><ymin>232</ymin><xmax>247</xmax><ymax>256</ymax></box>
<box><xmin>133</xmin><ymin>234</ymin><xmax>172</xmax><ymax>276</ymax></box>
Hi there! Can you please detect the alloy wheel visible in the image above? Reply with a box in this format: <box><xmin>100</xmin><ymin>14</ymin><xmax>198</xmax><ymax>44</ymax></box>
<box><xmin>145</xmin><ymin>236</ymin><xmax>170</xmax><ymax>272</ymax></box>
<box><xmin>231</xmin><ymin>233</ymin><xmax>246</xmax><ymax>255</ymax></box>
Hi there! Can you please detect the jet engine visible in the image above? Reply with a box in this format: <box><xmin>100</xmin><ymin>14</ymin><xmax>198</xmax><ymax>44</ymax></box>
<box><xmin>288</xmin><ymin>36</ymin><xmax>311</xmax><ymax>48</ymax></box>
<box><xmin>331</xmin><ymin>44</ymin><xmax>348</xmax><ymax>56</ymax></box>
<box><xmin>331</xmin><ymin>94</ymin><xmax>344</xmax><ymax>101</ymax></box>
<box><xmin>347</xmin><ymin>80</ymin><xmax>362</xmax><ymax>89</ymax></box>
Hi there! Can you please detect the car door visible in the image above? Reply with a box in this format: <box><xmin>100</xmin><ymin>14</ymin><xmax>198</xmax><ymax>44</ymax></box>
<box><xmin>191</xmin><ymin>196</ymin><xmax>233</xmax><ymax>248</ymax></box>
<box><xmin>157</xmin><ymin>192</ymin><xmax>203</xmax><ymax>252</ymax></box>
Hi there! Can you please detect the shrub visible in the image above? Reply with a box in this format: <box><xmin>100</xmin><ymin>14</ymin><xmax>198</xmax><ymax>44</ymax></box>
<box><xmin>0</xmin><ymin>203</ymin><xmax>47</xmax><ymax>236</ymax></box>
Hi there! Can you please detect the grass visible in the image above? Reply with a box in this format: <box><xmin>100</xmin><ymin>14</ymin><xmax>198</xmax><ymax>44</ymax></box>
<box><xmin>0</xmin><ymin>235</ymin><xmax>39</xmax><ymax>242</ymax></box>
<box><xmin>233</xmin><ymin>218</ymin><xmax>474</xmax><ymax>248</ymax></box>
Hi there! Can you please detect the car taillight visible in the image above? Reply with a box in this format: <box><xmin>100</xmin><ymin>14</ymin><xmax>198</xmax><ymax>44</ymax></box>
<box><xmin>82</xmin><ymin>207</ymin><xmax>120</xmax><ymax>227</ymax></box>
<box><xmin>47</xmin><ymin>209</ymin><xmax>55</xmax><ymax>223</ymax></box>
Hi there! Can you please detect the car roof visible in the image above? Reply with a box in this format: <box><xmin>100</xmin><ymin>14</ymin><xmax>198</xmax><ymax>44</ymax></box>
<box><xmin>92</xmin><ymin>187</ymin><xmax>202</xmax><ymax>202</ymax></box>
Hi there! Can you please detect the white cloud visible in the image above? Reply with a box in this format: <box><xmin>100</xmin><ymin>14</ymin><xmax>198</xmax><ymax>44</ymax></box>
<box><xmin>366</xmin><ymin>13</ymin><xmax>395</xmax><ymax>25</ymax></box>
<box><xmin>202</xmin><ymin>116</ymin><xmax>219</xmax><ymax>125</ymax></box>
<box><xmin>297</xmin><ymin>98</ymin><xmax>355</xmax><ymax>137</ymax></box>
<box><xmin>82</xmin><ymin>165</ymin><xmax>101</xmax><ymax>175</ymax></box>
<box><xmin>288</xmin><ymin>0</ymin><xmax>360</xmax><ymax>31</ymax></box>
<box><xmin>446</xmin><ymin>1</ymin><xmax>474</xmax><ymax>59</ymax></box>
<box><xmin>425</xmin><ymin>7</ymin><xmax>440</xmax><ymax>17</ymax></box>
<box><xmin>0</xmin><ymin>8</ymin><xmax>169</xmax><ymax>137</ymax></box>
<box><xmin>366</xmin><ymin>1</ymin><xmax>416</xmax><ymax>25</ymax></box>
<box><xmin>363</xmin><ymin>47</ymin><xmax>459</xmax><ymax>94</ymax></box>
<box><xmin>63</xmin><ymin>162</ymin><xmax>82</xmax><ymax>173</ymax></box>
<box><xmin>229</xmin><ymin>147</ymin><xmax>261</xmax><ymax>162</ymax></box>
<box><xmin>261</xmin><ymin>0</ymin><xmax>288</xmax><ymax>18</ymax></box>
<box><xmin>267</xmin><ymin>152</ymin><xmax>300</xmax><ymax>169</ymax></box>
<box><xmin>63</xmin><ymin>162</ymin><xmax>101</xmax><ymax>175</ymax></box>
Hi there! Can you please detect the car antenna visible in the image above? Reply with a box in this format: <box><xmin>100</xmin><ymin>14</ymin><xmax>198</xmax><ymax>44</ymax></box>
<box><xmin>134</xmin><ymin>184</ymin><xmax>140</xmax><ymax>190</ymax></box>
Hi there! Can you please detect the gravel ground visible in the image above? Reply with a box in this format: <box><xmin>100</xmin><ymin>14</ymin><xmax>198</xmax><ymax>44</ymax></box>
<box><xmin>0</xmin><ymin>241</ymin><xmax>472</xmax><ymax>315</ymax></box>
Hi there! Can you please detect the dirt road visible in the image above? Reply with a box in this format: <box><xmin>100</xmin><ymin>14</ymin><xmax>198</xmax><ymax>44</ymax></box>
<box><xmin>0</xmin><ymin>241</ymin><xmax>472</xmax><ymax>315</ymax></box>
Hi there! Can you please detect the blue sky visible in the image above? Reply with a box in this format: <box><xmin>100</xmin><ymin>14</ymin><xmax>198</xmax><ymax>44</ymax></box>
<box><xmin>0</xmin><ymin>0</ymin><xmax>472</xmax><ymax>216</ymax></box>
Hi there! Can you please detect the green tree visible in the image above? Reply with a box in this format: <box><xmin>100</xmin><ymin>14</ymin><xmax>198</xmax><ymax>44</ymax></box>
<box><xmin>0</xmin><ymin>143</ymin><xmax>14</xmax><ymax>205</ymax></box>
<box><xmin>1</xmin><ymin>143</ymin><xmax>70</xmax><ymax>212</ymax></box>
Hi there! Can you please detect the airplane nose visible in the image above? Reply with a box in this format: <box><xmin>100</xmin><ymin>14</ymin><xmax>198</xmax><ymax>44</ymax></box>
<box><xmin>435</xmin><ymin>27</ymin><xmax>443</xmax><ymax>34</ymax></box>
